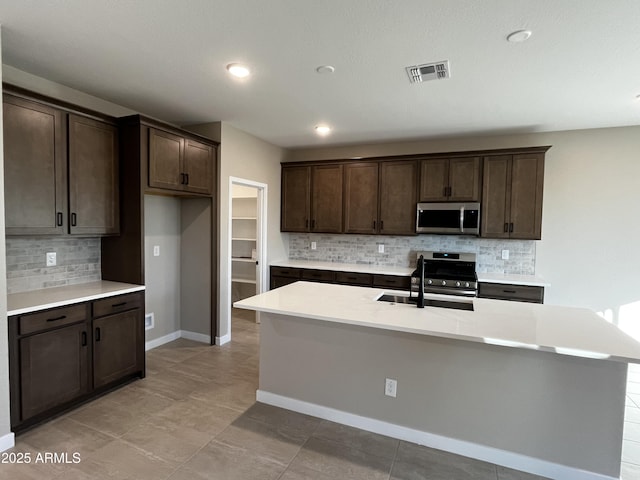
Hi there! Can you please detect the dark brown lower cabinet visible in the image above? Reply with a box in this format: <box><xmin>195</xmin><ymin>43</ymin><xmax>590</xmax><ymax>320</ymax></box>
<box><xmin>9</xmin><ymin>291</ymin><xmax>145</xmax><ymax>432</ymax></box>
<box><xmin>19</xmin><ymin>322</ymin><xmax>90</xmax><ymax>421</ymax></box>
<box><xmin>270</xmin><ymin>266</ymin><xmax>410</xmax><ymax>292</ymax></box>
<box><xmin>93</xmin><ymin>309</ymin><xmax>143</xmax><ymax>388</ymax></box>
<box><xmin>478</xmin><ymin>282</ymin><xmax>544</xmax><ymax>303</ymax></box>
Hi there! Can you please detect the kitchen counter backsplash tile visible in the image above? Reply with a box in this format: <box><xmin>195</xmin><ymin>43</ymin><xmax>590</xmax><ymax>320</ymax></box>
<box><xmin>288</xmin><ymin>234</ymin><xmax>535</xmax><ymax>275</ymax></box>
<box><xmin>6</xmin><ymin>237</ymin><xmax>101</xmax><ymax>294</ymax></box>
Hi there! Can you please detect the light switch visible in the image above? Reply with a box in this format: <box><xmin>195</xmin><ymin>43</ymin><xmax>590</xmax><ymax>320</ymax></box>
<box><xmin>311</xmin><ymin>242</ymin><xmax>317</xmax><ymax>250</ymax></box>
<box><xmin>502</xmin><ymin>249</ymin><xmax>509</xmax><ymax>260</ymax></box>
<box><xmin>153</xmin><ymin>245</ymin><xmax>160</xmax><ymax>257</ymax></box>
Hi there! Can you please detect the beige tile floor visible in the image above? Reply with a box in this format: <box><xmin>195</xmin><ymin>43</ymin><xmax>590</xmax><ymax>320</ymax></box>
<box><xmin>3</xmin><ymin>309</ymin><xmax>632</xmax><ymax>479</ymax></box>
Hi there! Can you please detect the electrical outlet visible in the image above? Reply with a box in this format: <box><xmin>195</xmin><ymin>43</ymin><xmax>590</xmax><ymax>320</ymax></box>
<box><xmin>501</xmin><ymin>249</ymin><xmax>509</xmax><ymax>260</ymax></box>
<box><xmin>378</xmin><ymin>244</ymin><xmax>385</xmax><ymax>254</ymax></box>
<box><xmin>153</xmin><ymin>245</ymin><xmax>160</xmax><ymax>257</ymax></box>
<box><xmin>385</xmin><ymin>378</ymin><xmax>397</xmax><ymax>398</ymax></box>
<box><xmin>311</xmin><ymin>241</ymin><xmax>317</xmax><ymax>250</ymax></box>
<box><xmin>46</xmin><ymin>252</ymin><xmax>56</xmax><ymax>266</ymax></box>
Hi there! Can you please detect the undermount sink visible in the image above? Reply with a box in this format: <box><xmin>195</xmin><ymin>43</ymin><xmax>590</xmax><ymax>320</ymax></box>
<box><xmin>377</xmin><ymin>294</ymin><xmax>474</xmax><ymax>311</ymax></box>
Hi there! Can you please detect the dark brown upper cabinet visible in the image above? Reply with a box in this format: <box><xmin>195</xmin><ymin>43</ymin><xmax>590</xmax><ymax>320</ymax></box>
<box><xmin>344</xmin><ymin>160</ymin><xmax>417</xmax><ymax>235</ymax></box>
<box><xmin>281</xmin><ymin>165</ymin><xmax>311</xmax><ymax>232</ymax></box>
<box><xmin>481</xmin><ymin>152</ymin><xmax>545</xmax><ymax>239</ymax></box>
<box><xmin>344</xmin><ymin>162</ymin><xmax>380</xmax><ymax>234</ymax></box>
<box><xmin>148</xmin><ymin>127</ymin><xmax>214</xmax><ymax>195</ymax></box>
<box><xmin>3</xmin><ymin>94</ymin><xmax>67</xmax><ymax>235</ymax></box>
<box><xmin>419</xmin><ymin>156</ymin><xmax>481</xmax><ymax>202</ymax></box>
<box><xmin>311</xmin><ymin>164</ymin><xmax>343</xmax><ymax>233</ymax></box>
<box><xmin>68</xmin><ymin>114</ymin><xmax>119</xmax><ymax>235</ymax></box>
<box><xmin>378</xmin><ymin>160</ymin><xmax>418</xmax><ymax>235</ymax></box>
<box><xmin>3</xmin><ymin>92</ymin><xmax>119</xmax><ymax>236</ymax></box>
<box><xmin>281</xmin><ymin>164</ymin><xmax>343</xmax><ymax>233</ymax></box>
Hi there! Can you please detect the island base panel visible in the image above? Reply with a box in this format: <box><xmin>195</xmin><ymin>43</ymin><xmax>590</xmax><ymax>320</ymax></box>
<box><xmin>258</xmin><ymin>312</ymin><xmax>625</xmax><ymax>480</ymax></box>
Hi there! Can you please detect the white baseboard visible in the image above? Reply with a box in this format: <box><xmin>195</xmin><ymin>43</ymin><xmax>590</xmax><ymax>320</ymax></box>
<box><xmin>256</xmin><ymin>390</ymin><xmax>618</xmax><ymax>480</ymax></box>
<box><xmin>216</xmin><ymin>333</ymin><xmax>231</xmax><ymax>345</ymax></box>
<box><xmin>0</xmin><ymin>432</ymin><xmax>15</xmax><ymax>452</ymax></box>
<box><xmin>146</xmin><ymin>330</ymin><xmax>213</xmax><ymax>351</ymax></box>
<box><xmin>180</xmin><ymin>330</ymin><xmax>211</xmax><ymax>344</ymax></box>
<box><xmin>145</xmin><ymin>331</ymin><xmax>181</xmax><ymax>351</ymax></box>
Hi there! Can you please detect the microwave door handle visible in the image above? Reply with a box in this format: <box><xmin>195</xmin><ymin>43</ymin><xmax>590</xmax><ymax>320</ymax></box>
<box><xmin>460</xmin><ymin>206</ymin><xmax>464</xmax><ymax>233</ymax></box>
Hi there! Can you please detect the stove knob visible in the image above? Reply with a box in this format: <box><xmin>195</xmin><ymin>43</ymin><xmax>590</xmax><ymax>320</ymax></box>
<box><xmin>427</xmin><ymin>279</ymin><xmax>433</xmax><ymax>285</ymax></box>
<box><xmin>456</xmin><ymin>281</ymin><xmax>461</xmax><ymax>287</ymax></box>
<box><xmin>441</xmin><ymin>280</ymin><xmax>447</xmax><ymax>286</ymax></box>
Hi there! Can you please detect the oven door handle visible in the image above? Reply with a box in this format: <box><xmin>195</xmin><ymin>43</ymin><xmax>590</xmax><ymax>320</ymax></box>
<box><xmin>459</xmin><ymin>206</ymin><xmax>464</xmax><ymax>233</ymax></box>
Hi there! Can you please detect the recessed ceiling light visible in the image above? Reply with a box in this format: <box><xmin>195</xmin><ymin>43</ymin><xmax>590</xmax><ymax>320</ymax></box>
<box><xmin>226</xmin><ymin>63</ymin><xmax>250</xmax><ymax>78</ymax></box>
<box><xmin>506</xmin><ymin>30</ymin><xmax>532</xmax><ymax>43</ymax></box>
<box><xmin>315</xmin><ymin>125</ymin><xmax>331</xmax><ymax>136</ymax></box>
<box><xmin>316</xmin><ymin>65</ymin><xmax>335</xmax><ymax>74</ymax></box>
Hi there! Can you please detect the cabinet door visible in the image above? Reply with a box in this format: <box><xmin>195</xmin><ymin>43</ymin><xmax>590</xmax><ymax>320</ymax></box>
<box><xmin>448</xmin><ymin>157</ymin><xmax>481</xmax><ymax>201</ymax></box>
<box><xmin>344</xmin><ymin>162</ymin><xmax>379</xmax><ymax>234</ymax></box>
<box><xmin>379</xmin><ymin>161</ymin><xmax>418</xmax><ymax>235</ymax></box>
<box><xmin>419</xmin><ymin>158</ymin><xmax>449</xmax><ymax>201</ymax></box>
<box><xmin>68</xmin><ymin>114</ymin><xmax>119</xmax><ymax>235</ymax></box>
<box><xmin>93</xmin><ymin>309</ymin><xmax>142</xmax><ymax>388</ymax></box>
<box><xmin>509</xmin><ymin>153</ymin><xmax>544</xmax><ymax>239</ymax></box>
<box><xmin>148</xmin><ymin>128</ymin><xmax>184</xmax><ymax>191</ymax></box>
<box><xmin>281</xmin><ymin>166</ymin><xmax>311</xmax><ymax>232</ymax></box>
<box><xmin>311</xmin><ymin>164</ymin><xmax>343</xmax><ymax>233</ymax></box>
<box><xmin>3</xmin><ymin>94</ymin><xmax>67</xmax><ymax>235</ymax></box>
<box><xmin>481</xmin><ymin>155</ymin><xmax>511</xmax><ymax>238</ymax></box>
<box><xmin>19</xmin><ymin>323</ymin><xmax>90</xmax><ymax>420</ymax></box>
<box><xmin>183</xmin><ymin>139</ymin><xmax>214</xmax><ymax>194</ymax></box>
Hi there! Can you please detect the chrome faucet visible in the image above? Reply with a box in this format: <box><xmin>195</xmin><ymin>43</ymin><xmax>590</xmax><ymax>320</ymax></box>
<box><xmin>411</xmin><ymin>255</ymin><xmax>425</xmax><ymax>308</ymax></box>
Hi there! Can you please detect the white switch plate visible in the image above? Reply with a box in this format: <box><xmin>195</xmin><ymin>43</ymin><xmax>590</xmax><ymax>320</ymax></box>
<box><xmin>46</xmin><ymin>252</ymin><xmax>56</xmax><ymax>266</ymax></box>
<box><xmin>153</xmin><ymin>245</ymin><xmax>160</xmax><ymax>257</ymax></box>
<box><xmin>378</xmin><ymin>244</ymin><xmax>385</xmax><ymax>253</ymax></box>
<box><xmin>385</xmin><ymin>378</ymin><xmax>397</xmax><ymax>398</ymax></box>
<box><xmin>502</xmin><ymin>249</ymin><xmax>509</xmax><ymax>260</ymax></box>
<box><xmin>311</xmin><ymin>241</ymin><xmax>317</xmax><ymax>250</ymax></box>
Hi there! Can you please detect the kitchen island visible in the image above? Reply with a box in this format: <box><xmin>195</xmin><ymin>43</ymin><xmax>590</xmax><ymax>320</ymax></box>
<box><xmin>234</xmin><ymin>281</ymin><xmax>640</xmax><ymax>480</ymax></box>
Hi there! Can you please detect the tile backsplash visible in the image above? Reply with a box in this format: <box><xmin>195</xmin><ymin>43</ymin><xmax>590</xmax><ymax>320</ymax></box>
<box><xmin>6</xmin><ymin>237</ymin><xmax>101</xmax><ymax>294</ymax></box>
<box><xmin>288</xmin><ymin>234</ymin><xmax>536</xmax><ymax>275</ymax></box>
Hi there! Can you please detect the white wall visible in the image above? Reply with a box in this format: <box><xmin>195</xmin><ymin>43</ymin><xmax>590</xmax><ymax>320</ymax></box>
<box><xmin>0</xmin><ymin>32</ymin><xmax>13</xmax><ymax>450</ymax></box>
<box><xmin>2</xmin><ymin>65</ymin><xmax>135</xmax><ymax>117</ymax></box>
<box><xmin>187</xmin><ymin>122</ymin><xmax>287</xmax><ymax>341</ymax></box>
<box><xmin>144</xmin><ymin>196</ymin><xmax>182</xmax><ymax>341</ymax></box>
<box><xmin>287</xmin><ymin>126</ymin><xmax>640</xmax><ymax>334</ymax></box>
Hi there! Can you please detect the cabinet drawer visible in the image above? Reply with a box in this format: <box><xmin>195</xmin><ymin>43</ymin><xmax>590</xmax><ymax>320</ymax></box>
<box><xmin>301</xmin><ymin>269</ymin><xmax>335</xmax><ymax>283</ymax></box>
<box><xmin>92</xmin><ymin>293</ymin><xmax>142</xmax><ymax>318</ymax></box>
<box><xmin>335</xmin><ymin>272</ymin><xmax>373</xmax><ymax>286</ymax></box>
<box><xmin>270</xmin><ymin>267</ymin><xmax>301</xmax><ymax>279</ymax></box>
<box><xmin>478</xmin><ymin>283</ymin><xmax>544</xmax><ymax>303</ymax></box>
<box><xmin>19</xmin><ymin>304</ymin><xmax>88</xmax><ymax>336</ymax></box>
<box><xmin>372</xmin><ymin>275</ymin><xmax>410</xmax><ymax>291</ymax></box>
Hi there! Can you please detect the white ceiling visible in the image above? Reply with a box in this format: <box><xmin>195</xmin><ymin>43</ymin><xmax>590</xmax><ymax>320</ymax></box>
<box><xmin>1</xmin><ymin>0</ymin><xmax>639</xmax><ymax>148</ymax></box>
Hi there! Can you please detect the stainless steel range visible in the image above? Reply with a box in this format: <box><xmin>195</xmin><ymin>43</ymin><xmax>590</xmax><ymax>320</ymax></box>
<box><xmin>410</xmin><ymin>251</ymin><xmax>477</xmax><ymax>297</ymax></box>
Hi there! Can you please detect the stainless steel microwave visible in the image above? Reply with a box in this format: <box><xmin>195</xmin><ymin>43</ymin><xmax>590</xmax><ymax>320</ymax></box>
<box><xmin>416</xmin><ymin>202</ymin><xmax>480</xmax><ymax>235</ymax></box>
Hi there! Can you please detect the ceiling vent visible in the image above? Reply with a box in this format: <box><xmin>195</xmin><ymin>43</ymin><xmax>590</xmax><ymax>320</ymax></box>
<box><xmin>406</xmin><ymin>61</ymin><xmax>450</xmax><ymax>84</ymax></box>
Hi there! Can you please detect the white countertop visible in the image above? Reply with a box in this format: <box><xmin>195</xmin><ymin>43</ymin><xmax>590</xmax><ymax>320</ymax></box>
<box><xmin>234</xmin><ymin>281</ymin><xmax>640</xmax><ymax>363</ymax></box>
<box><xmin>477</xmin><ymin>272</ymin><xmax>549</xmax><ymax>287</ymax></box>
<box><xmin>271</xmin><ymin>259</ymin><xmax>548</xmax><ymax>286</ymax></box>
<box><xmin>271</xmin><ymin>259</ymin><xmax>413</xmax><ymax>277</ymax></box>
<box><xmin>8</xmin><ymin>281</ymin><xmax>146</xmax><ymax>316</ymax></box>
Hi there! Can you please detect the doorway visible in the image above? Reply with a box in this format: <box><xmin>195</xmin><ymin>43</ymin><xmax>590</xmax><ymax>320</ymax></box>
<box><xmin>228</xmin><ymin>177</ymin><xmax>267</xmax><ymax>338</ymax></box>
